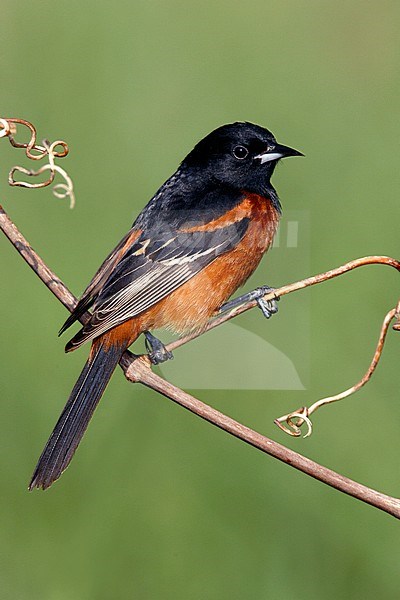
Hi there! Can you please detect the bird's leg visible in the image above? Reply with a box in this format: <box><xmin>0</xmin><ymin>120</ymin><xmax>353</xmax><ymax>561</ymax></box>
<box><xmin>219</xmin><ymin>285</ymin><xmax>279</xmax><ymax>319</ymax></box>
<box><xmin>144</xmin><ymin>331</ymin><xmax>174</xmax><ymax>365</ymax></box>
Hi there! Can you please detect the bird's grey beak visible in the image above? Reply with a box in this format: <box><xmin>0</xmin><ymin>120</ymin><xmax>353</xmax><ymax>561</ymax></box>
<box><xmin>255</xmin><ymin>143</ymin><xmax>304</xmax><ymax>164</ymax></box>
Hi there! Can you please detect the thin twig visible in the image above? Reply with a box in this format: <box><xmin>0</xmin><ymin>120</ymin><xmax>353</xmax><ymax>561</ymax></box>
<box><xmin>1</xmin><ymin>203</ymin><xmax>400</xmax><ymax>518</ymax></box>
<box><xmin>275</xmin><ymin>308</ymin><xmax>397</xmax><ymax>437</ymax></box>
<box><xmin>165</xmin><ymin>255</ymin><xmax>400</xmax><ymax>353</ymax></box>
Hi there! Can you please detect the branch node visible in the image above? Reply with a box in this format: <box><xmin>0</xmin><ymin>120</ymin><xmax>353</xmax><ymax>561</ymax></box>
<box><xmin>124</xmin><ymin>354</ymin><xmax>152</xmax><ymax>384</ymax></box>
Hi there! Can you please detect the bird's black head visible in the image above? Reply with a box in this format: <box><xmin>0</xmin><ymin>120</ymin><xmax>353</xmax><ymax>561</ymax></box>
<box><xmin>182</xmin><ymin>121</ymin><xmax>303</xmax><ymax>203</ymax></box>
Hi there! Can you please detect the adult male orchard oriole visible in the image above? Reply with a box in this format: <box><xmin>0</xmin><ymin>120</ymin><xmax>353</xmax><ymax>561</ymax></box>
<box><xmin>29</xmin><ymin>121</ymin><xmax>302</xmax><ymax>490</ymax></box>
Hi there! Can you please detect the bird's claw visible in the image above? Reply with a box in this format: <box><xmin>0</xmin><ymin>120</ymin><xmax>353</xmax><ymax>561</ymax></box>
<box><xmin>257</xmin><ymin>296</ymin><xmax>279</xmax><ymax>319</ymax></box>
<box><xmin>144</xmin><ymin>331</ymin><xmax>174</xmax><ymax>365</ymax></box>
<box><xmin>148</xmin><ymin>347</ymin><xmax>174</xmax><ymax>365</ymax></box>
<box><xmin>253</xmin><ymin>286</ymin><xmax>279</xmax><ymax>319</ymax></box>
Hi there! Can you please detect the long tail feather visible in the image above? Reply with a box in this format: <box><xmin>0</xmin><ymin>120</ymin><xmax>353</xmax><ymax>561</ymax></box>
<box><xmin>29</xmin><ymin>342</ymin><xmax>124</xmax><ymax>491</ymax></box>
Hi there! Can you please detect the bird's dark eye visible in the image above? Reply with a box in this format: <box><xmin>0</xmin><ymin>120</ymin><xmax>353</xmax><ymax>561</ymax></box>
<box><xmin>232</xmin><ymin>145</ymin><xmax>249</xmax><ymax>160</ymax></box>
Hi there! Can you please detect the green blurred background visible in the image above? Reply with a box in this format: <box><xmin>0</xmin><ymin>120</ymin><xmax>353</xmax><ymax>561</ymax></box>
<box><xmin>1</xmin><ymin>1</ymin><xmax>400</xmax><ymax>598</ymax></box>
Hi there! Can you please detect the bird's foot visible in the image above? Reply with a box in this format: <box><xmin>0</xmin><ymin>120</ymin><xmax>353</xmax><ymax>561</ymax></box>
<box><xmin>144</xmin><ymin>331</ymin><xmax>174</xmax><ymax>365</ymax></box>
<box><xmin>219</xmin><ymin>285</ymin><xmax>279</xmax><ymax>319</ymax></box>
<box><xmin>255</xmin><ymin>286</ymin><xmax>279</xmax><ymax>319</ymax></box>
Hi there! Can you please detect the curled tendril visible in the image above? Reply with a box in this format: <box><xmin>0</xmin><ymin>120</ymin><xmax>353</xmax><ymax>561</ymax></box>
<box><xmin>9</xmin><ymin>164</ymin><xmax>56</xmax><ymax>189</ymax></box>
<box><xmin>3</xmin><ymin>118</ymin><xmax>68</xmax><ymax>160</ymax></box>
<box><xmin>274</xmin><ymin>307</ymin><xmax>398</xmax><ymax>439</ymax></box>
<box><xmin>274</xmin><ymin>408</ymin><xmax>313</xmax><ymax>438</ymax></box>
<box><xmin>1</xmin><ymin>118</ymin><xmax>75</xmax><ymax>208</ymax></box>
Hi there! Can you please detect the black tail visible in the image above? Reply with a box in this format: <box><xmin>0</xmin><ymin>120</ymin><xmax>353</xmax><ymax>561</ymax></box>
<box><xmin>29</xmin><ymin>342</ymin><xmax>125</xmax><ymax>491</ymax></box>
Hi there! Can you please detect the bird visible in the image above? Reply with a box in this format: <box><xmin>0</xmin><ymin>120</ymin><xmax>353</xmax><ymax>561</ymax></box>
<box><xmin>29</xmin><ymin>121</ymin><xmax>302</xmax><ymax>490</ymax></box>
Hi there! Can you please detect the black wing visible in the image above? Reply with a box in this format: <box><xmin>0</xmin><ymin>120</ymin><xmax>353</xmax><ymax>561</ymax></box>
<box><xmin>66</xmin><ymin>218</ymin><xmax>249</xmax><ymax>349</ymax></box>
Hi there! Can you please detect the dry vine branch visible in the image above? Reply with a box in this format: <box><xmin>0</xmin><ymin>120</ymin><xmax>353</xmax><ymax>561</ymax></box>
<box><xmin>2</xmin><ymin>117</ymin><xmax>400</xmax><ymax>519</ymax></box>
<box><xmin>2</xmin><ymin>204</ymin><xmax>400</xmax><ymax>518</ymax></box>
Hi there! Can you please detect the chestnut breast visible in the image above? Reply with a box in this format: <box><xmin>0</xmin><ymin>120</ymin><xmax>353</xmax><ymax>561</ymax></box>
<box><xmin>141</xmin><ymin>193</ymin><xmax>280</xmax><ymax>335</ymax></box>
